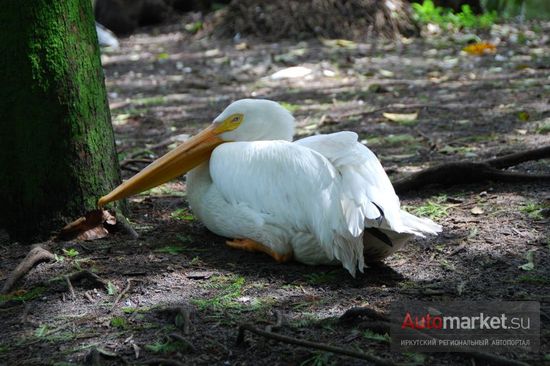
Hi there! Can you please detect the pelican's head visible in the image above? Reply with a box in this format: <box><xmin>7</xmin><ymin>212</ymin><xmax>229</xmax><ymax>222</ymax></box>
<box><xmin>98</xmin><ymin>99</ymin><xmax>295</xmax><ymax>207</ymax></box>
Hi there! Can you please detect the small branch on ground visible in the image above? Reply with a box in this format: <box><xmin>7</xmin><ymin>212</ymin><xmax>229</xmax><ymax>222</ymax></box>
<box><xmin>236</xmin><ymin>323</ymin><xmax>396</xmax><ymax>366</ymax></box>
<box><xmin>111</xmin><ymin>279</ymin><xmax>133</xmax><ymax>310</ymax></box>
<box><xmin>112</xmin><ymin>209</ymin><xmax>139</xmax><ymax>239</ymax></box>
<box><xmin>1</xmin><ymin>244</ymin><xmax>55</xmax><ymax>294</ymax></box>
<box><xmin>393</xmin><ymin>146</ymin><xmax>550</xmax><ymax>194</ymax></box>
<box><xmin>65</xmin><ymin>275</ymin><xmax>76</xmax><ymax>300</ymax></box>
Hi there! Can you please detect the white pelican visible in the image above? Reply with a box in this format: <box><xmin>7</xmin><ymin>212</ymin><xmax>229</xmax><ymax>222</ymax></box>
<box><xmin>99</xmin><ymin>99</ymin><xmax>441</xmax><ymax>276</ymax></box>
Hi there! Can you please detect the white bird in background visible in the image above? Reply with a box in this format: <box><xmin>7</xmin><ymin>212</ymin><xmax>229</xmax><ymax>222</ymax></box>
<box><xmin>99</xmin><ymin>99</ymin><xmax>441</xmax><ymax>276</ymax></box>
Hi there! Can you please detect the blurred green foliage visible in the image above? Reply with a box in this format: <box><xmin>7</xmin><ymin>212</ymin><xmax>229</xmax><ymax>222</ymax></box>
<box><xmin>413</xmin><ymin>0</ymin><xmax>497</xmax><ymax>29</ymax></box>
<box><xmin>482</xmin><ymin>0</ymin><xmax>550</xmax><ymax>20</ymax></box>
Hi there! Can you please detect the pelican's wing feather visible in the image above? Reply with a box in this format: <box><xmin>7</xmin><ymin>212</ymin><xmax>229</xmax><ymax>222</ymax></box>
<box><xmin>209</xmin><ymin>140</ymin><xmax>364</xmax><ymax>275</ymax></box>
<box><xmin>296</xmin><ymin>132</ymin><xmax>442</xmax><ymax>237</ymax></box>
<box><xmin>296</xmin><ymin>132</ymin><xmax>405</xmax><ymax>232</ymax></box>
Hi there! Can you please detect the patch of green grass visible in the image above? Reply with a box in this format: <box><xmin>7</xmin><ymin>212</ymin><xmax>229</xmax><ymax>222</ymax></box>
<box><xmin>290</xmin><ymin>313</ymin><xmax>321</xmax><ymax>328</ymax></box>
<box><xmin>536</xmin><ymin>119</ymin><xmax>550</xmax><ymax>134</ymax></box>
<box><xmin>62</xmin><ymin>248</ymin><xmax>79</xmax><ymax>257</ymax></box>
<box><xmin>404</xmin><ymin>195</ymin><xmax>450</xmax><ymax>220</ymax></box>
<box><xmin>300</xmin><ymin>352</ymin><xmax>334</xmax><ymax>366</ymax></box>
<box><xmin>192</xmin><ymin>275</ymin><xmax>246</xmax><ymax>311</ymax></box>
<box><xmin>0</xmin><ymin>286</ymin><xmax>46</xmax><ymax>303</ymax></box>
<box><xmin>133</xmin><ymin>96</ymin><xmax>166</xmax><ymax>106</ymax></box>
<box><xmin>110</xmin><ymin>316</ymin><xmax>127</xmax><ymax>329</ymax></box>
<box><xmin>145</xmin><ymin>339</ymin><xmax>191</xmax><ymax>354</ymax></box>
<box><xmin>517</xmin><ymin>274</ymin><xmax>550</xmax><ymax>285</ymax></box>
<box><xmin>171</xmin><ymin>208</ymin><xmax>195</xmax><ymax>221</ymax></box>
<box><xmin>412</xmin><ymin>0</ymin><xmax>497</xmax><ymax>29</ymax></box>
<box><xmin>35</xmin><ymin>324</ymin><xmax>49</xmax><ymax>338</ymax></box>
<box><xmin>122</xmin><ymin>307</ymin><xmax>137</xmax><ymax>314</ymax></box>
<box><xmin>280</xmin><ymin>102</ymin><xmax>300</xmax><ymax>113</ymax></box>
<box><xmin>520</xmin><ymin>201</ymin><xmax>546</xmax><ymax>220</ymax></box>
<box><xmin>439</xmin><ymin>145</ymin><xmax>476</xmax><ymax>155</ymax></box>
<box><xmin>384</xmin><ymin>134</ymin><xmax>417</xmax><ymax>145</ymax></box>
<box><xmin>363</xmin><ymin>329</ymin><xmax>390</xmax><ymax>343</ymax></box>
<box><xmin>304</xmin><ymin>270</ymin><xmax>339</xmax><ymax>285</ymax></box>
<box><xmin>155</xmin><ymin>245</ymin><xmax>186</xmax><ymax>255</ymax></box>
<box><xmin>140</xmin><ymin>185</ymin><xmax>186</xmax><ymax>197</ymax></box>
<box><xmin>404</xmin><ymin>352</ymin><xmax>427</xmax><ymax>364</ymax></box>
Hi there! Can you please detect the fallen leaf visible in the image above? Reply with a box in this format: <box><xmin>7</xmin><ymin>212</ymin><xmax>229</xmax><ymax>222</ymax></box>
<box><xmin>378</xmin><ymin>69</ymin><xmax>395</xmax><ymax>78</ymax></box>
<box><xmin>234</xmin><ymin>42</ymin><xmax>248</xmax><ymax>50</ymax></box>
<box><xmin>383</xmin><ymin>112</ymin><xmax>418</xmax><ymax>125</ymax></box>
<box><xmin>57</xmin><ymin>209</ymin><xmax>116</xmax><ymax>241</ymax></box>
<box><xmin>518</xmin><ymin>250</ymin><xmax>535</xmax><ymax>271</ymax></box>
<box><xmin>463</xmin><ymin>42</ymin><xmax>497</xmax><ymax>56</ymax></box>
<box><xmin>270</xmin><ymin>66</ymin><xmax>312</xmax><ymax>80</ymax></box>
<box><xmin>470</xmin><ymin>206</ymin><xmax>484</xmax><ymax>215</ymax></box>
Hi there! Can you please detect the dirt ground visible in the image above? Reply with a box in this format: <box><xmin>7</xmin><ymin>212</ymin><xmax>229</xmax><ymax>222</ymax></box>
<box><xmin>1</xmin><ymin>15</ymin><xmax>549</xmax><ymax>366</ymax></box>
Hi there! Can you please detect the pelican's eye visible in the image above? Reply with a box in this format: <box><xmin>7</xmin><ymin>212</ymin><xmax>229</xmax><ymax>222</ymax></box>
<box><xmin>214</xmin><ymin>113</ymin><xmax>244</xmax><ymax>133</ymax></box>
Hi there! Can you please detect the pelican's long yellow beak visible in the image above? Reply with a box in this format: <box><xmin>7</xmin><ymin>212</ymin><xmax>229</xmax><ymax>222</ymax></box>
<box><xmin>98</xmin><ymin>125</ymin><xmax>224</xmax><ymax>207</ymax></box>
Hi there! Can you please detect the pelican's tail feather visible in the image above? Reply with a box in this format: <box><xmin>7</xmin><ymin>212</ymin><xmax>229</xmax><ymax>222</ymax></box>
<box><xmin>399</xmin><ymin>210</ymin><xmax>442</xmax><ymax>237</ymax></box>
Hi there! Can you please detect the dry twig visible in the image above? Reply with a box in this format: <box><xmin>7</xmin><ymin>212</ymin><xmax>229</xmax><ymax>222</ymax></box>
<box><xmin>237</xmin><ymin>323</ymin><xmax>396</xmax><ymax>366</ymax></box>
<box><xmin>1</xmin><ymin>244</ymin><xmax>55</xmax><ymax>294</ymax></box>
<box><xmin>111</xmin><ymin>279</ymin><xmax>133</xmax><ymax>310</ymax></box>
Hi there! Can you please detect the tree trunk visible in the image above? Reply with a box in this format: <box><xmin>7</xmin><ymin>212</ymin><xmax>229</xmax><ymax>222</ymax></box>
<box><xmin>0</xmin><ymin>0</ymin><xmax>122</xmax><ymax>242</ymax></box>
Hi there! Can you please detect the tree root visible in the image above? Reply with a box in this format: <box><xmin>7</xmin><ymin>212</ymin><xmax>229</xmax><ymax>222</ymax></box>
<box><xmin>338</xmin><ymin>307</ymin><xmax>530</xmax><ymax>366</ymax></box>
<box><xmin>1</xmin><ymin>245</ymin><xmax>55</xmax><ymax>294</ymax></box>
<box><xmin>393</xmin><ymin>146</ymin><xmax>550</xmax><ymax>194</ymax></box>
<box><xmin>236</xmin><ymin>323</ymin><xmax>397</xmax><ymax>366</ymax></box>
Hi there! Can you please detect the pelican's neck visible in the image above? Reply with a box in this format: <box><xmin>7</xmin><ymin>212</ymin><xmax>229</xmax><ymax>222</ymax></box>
<box><xmin>186</xmin><ymin>161</ymin><xmax>212</xmax><ymax>221</ymax></box>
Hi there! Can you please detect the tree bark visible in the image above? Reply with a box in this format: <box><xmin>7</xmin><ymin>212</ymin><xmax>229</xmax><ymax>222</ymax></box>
<box><xmin>0</xmin><ymin>0</ymin><xmax>122</xmax><ymax>242</ymax></box>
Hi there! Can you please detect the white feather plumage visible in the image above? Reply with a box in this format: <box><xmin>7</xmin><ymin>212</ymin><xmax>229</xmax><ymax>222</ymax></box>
<box><xmin>186</xmin><ymin>99</ymin><xmax>442</xmax><ymax>276</ymax></box>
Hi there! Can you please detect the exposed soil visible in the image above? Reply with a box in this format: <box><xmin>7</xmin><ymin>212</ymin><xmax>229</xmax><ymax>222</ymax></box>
<box><xmin>1</xmin><ymin>16</ymin><xmax>549</xmax><ymax>366</ymax></box>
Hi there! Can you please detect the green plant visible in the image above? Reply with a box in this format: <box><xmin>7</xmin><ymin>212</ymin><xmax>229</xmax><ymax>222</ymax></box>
<box><xmin>62</xmin><ymin>248</ymin><xmax>79</xmax><ymax>257</ymax></box>
<box><xmin>35</xmin><ymin>325</ymin><xmax>48</xmax><ymax>337</ymax></box>
<box><xmin>404</xmin><ymin>195</ymin><xmax>450</xmax><ymax>220</ymax></box>
<box><xmin>0</xmin><ymin>286</ymin><xmax>46</xmax><ymax>303</ymax></box>
<box><xmin>520</xmin><ymin>201</ymin><xmax>546</xmax><ymax>220</ymax></box>
<box><xmin>363</xmin><ymin>329</ymin><xmax>391</xmax><ymax>343</ymax></box>
<box><xmin>155</xmin><ymin>245</ymin><xmax>186</xmax><ymax>255</ymax></box>
<box><xmin>106</xmin><ymin>281</ymin><xmax>118</xmax><ymax>295</ymax></box>
<box><xmin>300</xmin><ymin>352</ymin><xmax>334</xmax><ymax>366</ymax></box>
<box><xmin>280</xmin><ymin>102</ymin><xmax>300</xmax><ymax>113</ymax></box>
<box><xmin>110</xmin><ymin>316</ymin><xmax>127</xmax><ymax>329</ymax></box>
<box><xmin>145</xmin><ymin>339</ymin><xmax>191</xmax><ymax>354</ymax></box>
<box><xmin>192</xmin><ymin>276</ymin><xmax>246</xmax><ymax>311</ymax></box>
<box><xmin>171</xmin><ymin>208</ymin><xmax>195</xmax><ymax>221</ymax></box>
<box><xmin>413</xmin><ymin>0</ymin><xmax>497</xmax><ymax>29</ymax></box>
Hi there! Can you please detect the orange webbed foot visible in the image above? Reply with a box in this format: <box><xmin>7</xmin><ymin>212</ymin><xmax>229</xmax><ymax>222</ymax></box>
<box><xmin>225</xmin><ymin>238</ymin><xmax>293</xmax><ymax>263</ymax></box>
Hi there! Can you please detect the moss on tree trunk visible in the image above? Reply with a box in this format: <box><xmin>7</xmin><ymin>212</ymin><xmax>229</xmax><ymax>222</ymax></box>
<box><xmin>0</xmin><ymin>0</ymin><xmax>122</xmax><ymax>242</ymax></box>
